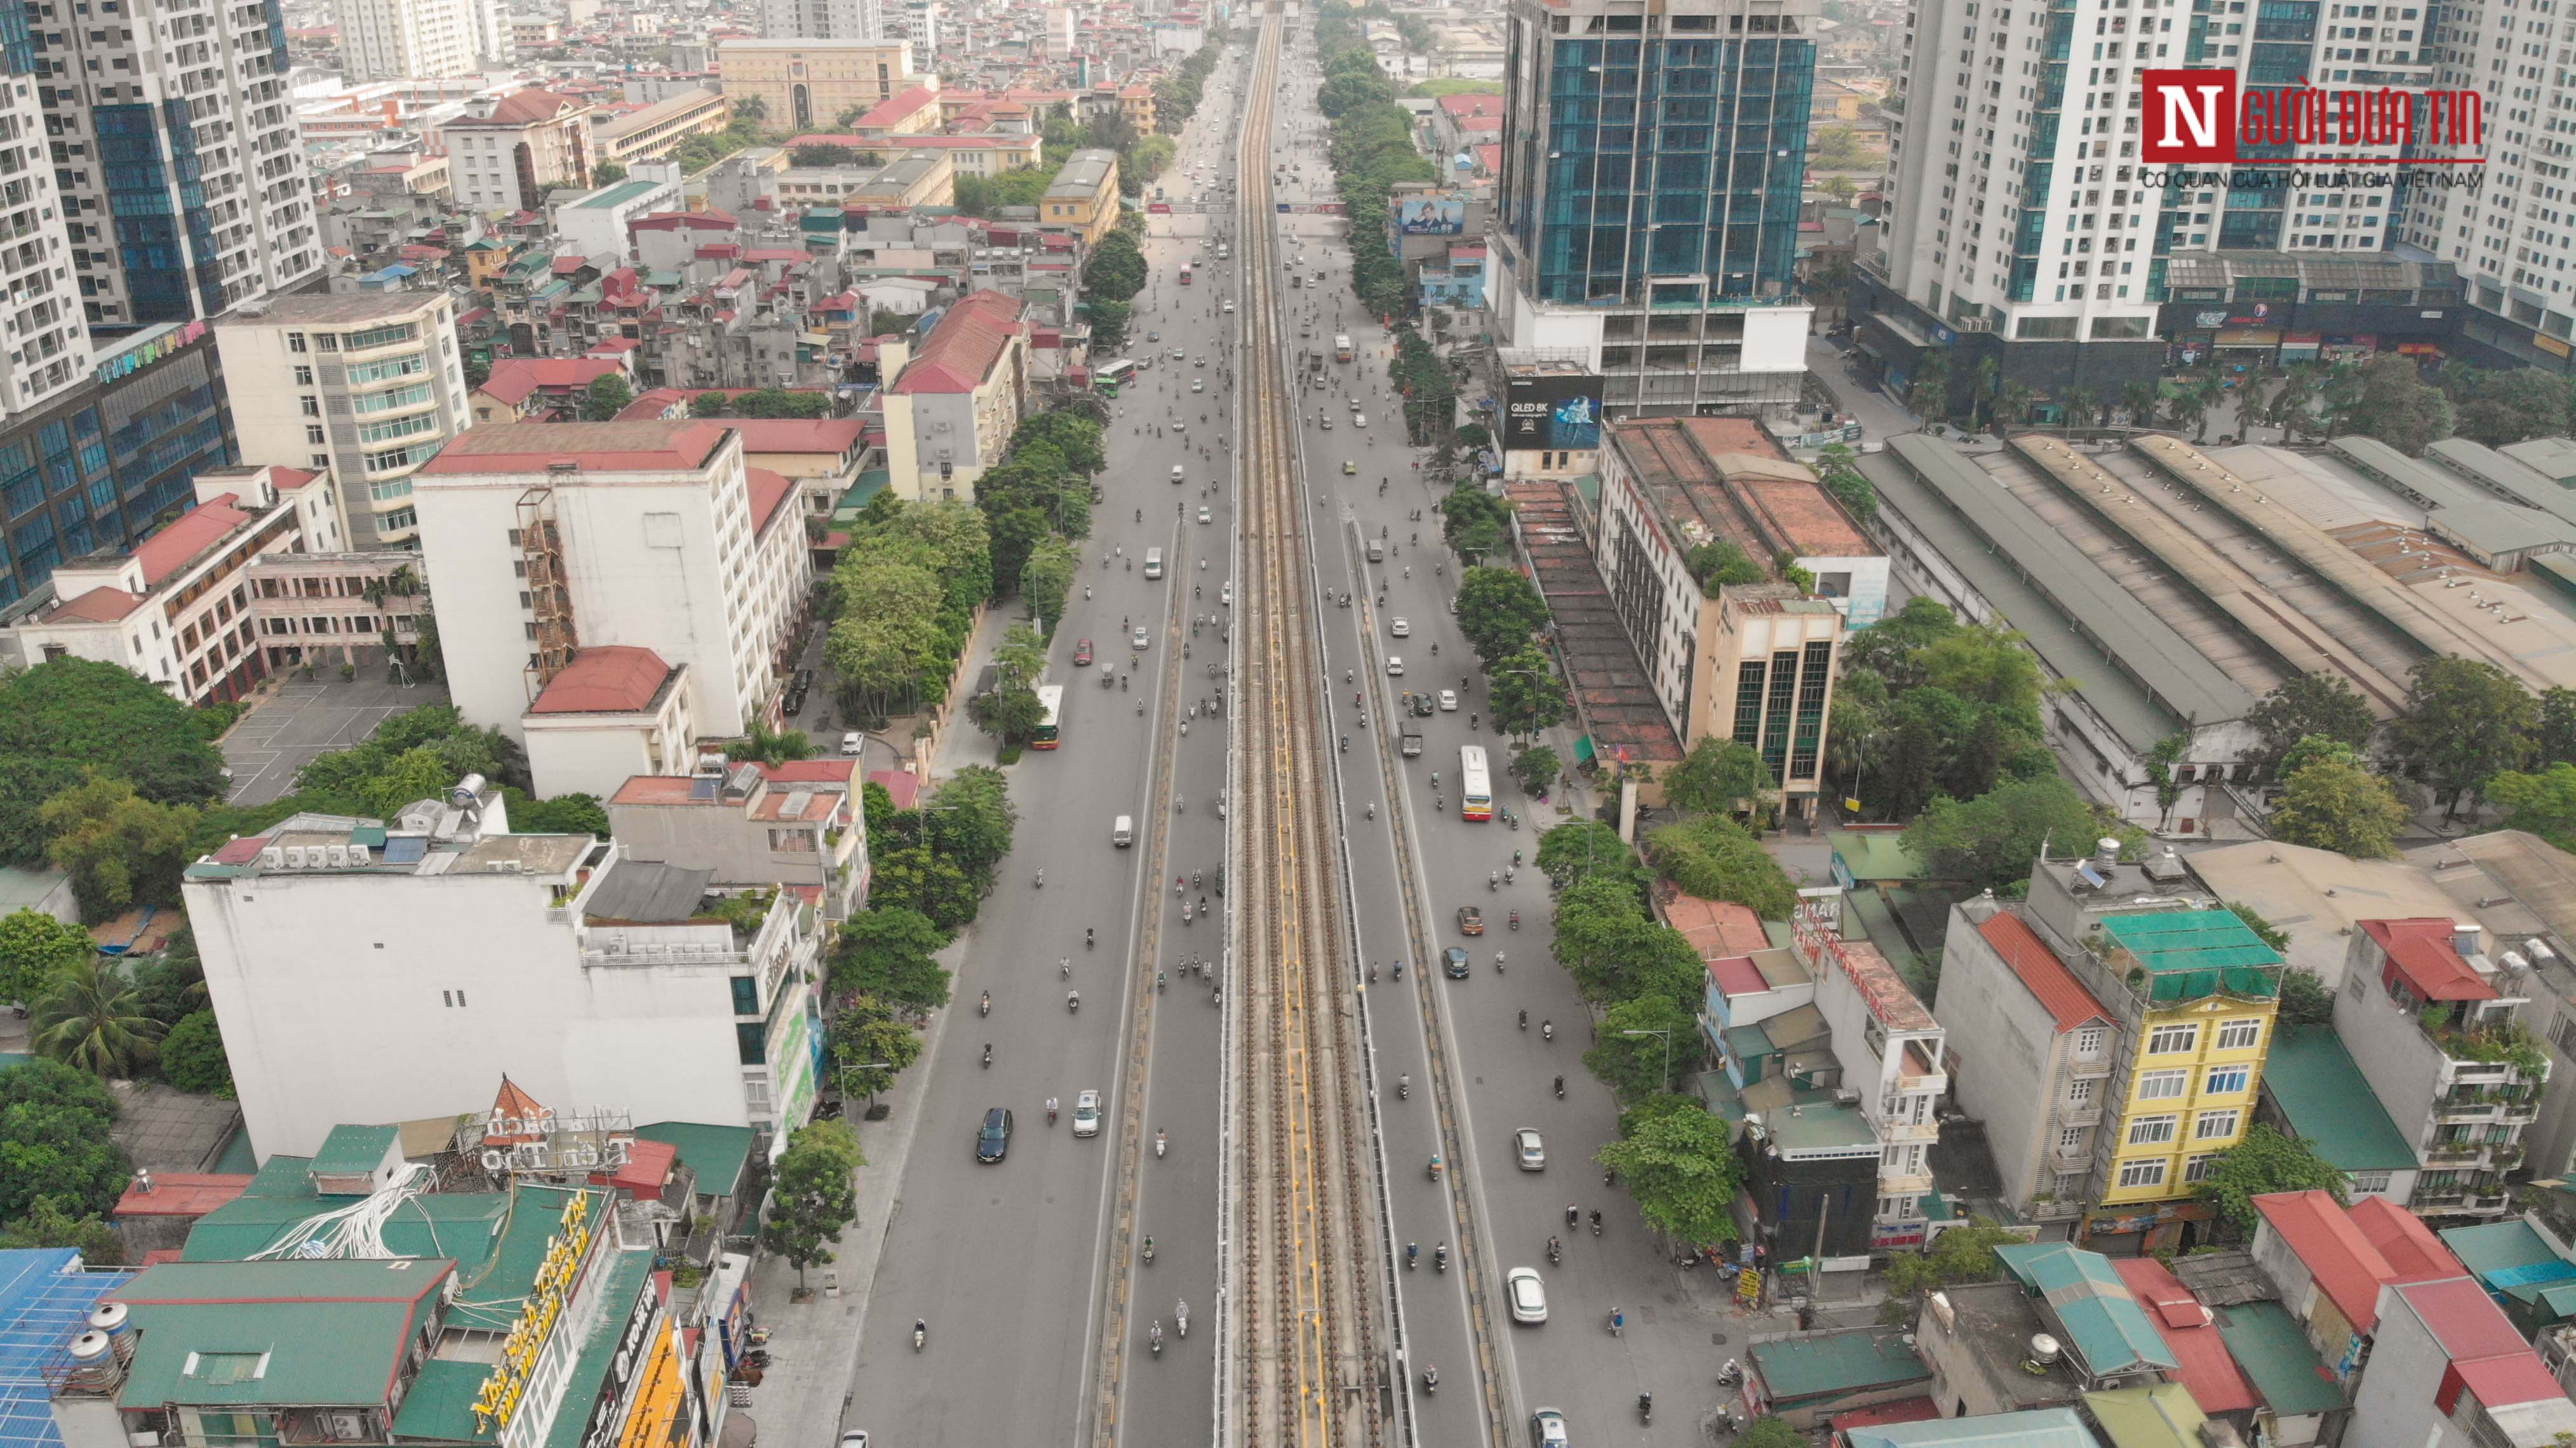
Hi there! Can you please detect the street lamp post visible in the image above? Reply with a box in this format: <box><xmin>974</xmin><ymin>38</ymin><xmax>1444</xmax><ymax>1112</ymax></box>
<box><xmin>1621</xmin><ymin>1028</ymin><xmax>1674</xmax><ymax>1094</ymax></box>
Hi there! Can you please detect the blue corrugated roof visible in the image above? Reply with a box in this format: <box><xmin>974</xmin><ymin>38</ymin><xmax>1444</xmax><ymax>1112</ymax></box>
<box><xmin>1997</xmin><ymin>1242</ymin><xmax>2180</xmax><ymax>1376</ymax></box>
<box><xmin>1848</xmin><ymin>1407</ymin><xmax>2100</xmax><ymax>1448</ymax></box>
<box><xmin>0</xmin><ymin>1249</ymin><xmax>141</xmax><ymax>1448</ymax></box>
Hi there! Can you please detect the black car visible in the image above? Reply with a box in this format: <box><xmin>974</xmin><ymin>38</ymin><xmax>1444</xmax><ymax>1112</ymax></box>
<box><xmin>1444</xmin><ymin>947</ymin><xmax>1472</xmax><ymax>979</ymax></box>
<box><xmin>792</xmin><ymin>667</ymin><xmax>816</xmax><ymax>692</ymax></box>
<box><xmin>976</xmin><ymin>1107</ymin><xmax>1013</xmax><ymax>1163</ymax></box>
<box><xmin>783</xmin><ymin>687</ymin><xmax>808</xmax><ymax>716</ymax></box>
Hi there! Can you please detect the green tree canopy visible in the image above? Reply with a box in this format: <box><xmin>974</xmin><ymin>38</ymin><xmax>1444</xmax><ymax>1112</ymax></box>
<box><xmin>760</xmin><ymin>1119</ymin><xmax>863</xmax><ymax>1289</ymax></box>
<box><xmin>1881</xmin><ymin>1216</ymin><xmax>2018</xmax><ymax>1312</ymax></box>
<box><xmin>1596</xmin><ymin>1103</ymin><xmax>1743</xmax><ymax>1248</ymax></box>
<box><xmin>31</xmin><ymin>956</ymin><xmax>162</xmax><ymax>1078</ymax></box>
<box><xmin>1583</xmin><ymin>993</ymin><xmax>1705</xmax><ymax>1100</ymax></box>
<box><xmin>580</xmin><ymin>372</ymin><xmax>634</xmax><ymax>421</ymax></box>
<box><xmin>2392</xmin><ymin>655</ymin><xmax>2533</xmax><ymax>822</ymax></box>
<box><xmin>1536</xmin><ymin>820</ymin><xmax>1644</xmax><ymax>893</ymax></box>
<box><xmin>0</xmin><ymin>660</ymin><xmax>226</xmax><ymax>864</ymax></box>
<box><xmin>1647</xmin><ymin>815</ymin><xmax>1797</xmax><ymax>918</ymax></box>
<box><xmin>158</xmin><ymin>1010</ymin><xmax>232</xmax><ymax>1096</ymax></box>
<box><xmin>826</xmin><ymin>993</ymin><xmax>923</xmax><ymax>1100</ymax></box>
<box><xmin>1901</xmin><ymin>775</ymin><xmax>2116</xmax><ymax>892</ymax></box>
<box><xmin>2246</xmin><ymin>673</ymin><xmax>2380</xmax><ymax>777</ymax></box>
<box><xmin>1660</xmin><ymin>737</ymin><xmax>1776</xmax><ymax>819</ymax></box>
<box><xmin>1454</xmin><ymin>566</ymin><xmax>1552</xmax><ymax>666</ymax></box>
<box><xmin>2269</xmin><ymin>754</ymin><xmax>2410</xmax><ymax>858</ymax></box>
<box><xmin>0</xmin><ymin>1057</ymin><xmax>128</xmax><ymax>1222</ymax></box>
<box><xmin>1486</xmin><ymin>646</ymin><xmax>1569</xmax><ymax>739</ymax></box>
<box><xmin>2195</xmin><ymin>1124</ymin><xmax>2345</xmax><ymax>1237</ymax></box>
<box><xmin>43</xmin><ymin>775</ymin><xmax>197</xmax><ymax>923</ymax></box>
<box><xmin>1509</xmin><ymin>744</ymin><xmax>1560</xmax><ymax>797</ymax></box>
<box><xmin>0</xmin><ymin>909</ymin><xmax>92</xmax><ymax>1008</ymax></box>
<box><xmin>829</xmin><ymin>906</ymin><xmax>953</xmax><ymax>1019</ymax></box>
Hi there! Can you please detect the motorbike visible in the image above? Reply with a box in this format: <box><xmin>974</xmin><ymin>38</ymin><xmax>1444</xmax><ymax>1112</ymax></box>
<box><xmin>1609</xmin><ymin>1309</ymin><xmax>1624</xmax><ymax>1337</ymax></box>
<box><xmin>1510</xmin><ymin>910</ymin><xmax>1520</xmax><ymax>930</ymax></box>
<box><xmin>1547</xmin><ymin>1236</ymin><xmax>1562</xmax><ymax>1265</ymax></box>
<box><xmin>1591</xmin><ymin>1210</ymin><xmax>1604</xmax><ymax>1237</ymax></box>
<box><xmin>1156</xmin><ymin>1130</ymin><xmax>1168</xmax><ymax>1158</ymax></box>
<box><xmin>913</xmin><ymin>1322</ymin><xmax>927</xmax><ymax>1351</ymax></box>
<box><xmin>1423</xmin><ymin>1367</ymin><xmax>1439</xmax><ymax>1397</ymax></box>
<box><xmin>1177</xmin><ymin>1303</ymin><xmax>1189</xmax><ymax>1339</ymax></box>
<box><xmin>1542</xmin><ymin>1021</ymin><xmax>1553</xmax><ymax>1042</ymax></box>
<box><xmin>979</xmin><ymin>991</ymin><xmax>990</xmax><ymax>1016</ymax></box>
<box><xmin>1143</xmin><ymin>1237</ymin><xmax>1157</xmax><ymax>1265</ymax></box>
<box><xmin>1406</xmin><ymin>1242</ymin><xmax>1418</xmax><ymax>1270</ymax></box>
<box><xmin>1397</xmin><ymin>1075</ymin><xmax>1410</xmax><ymax>1099</ymax></box>
<box><xmin>1428</xmin><ymin>1155</ymin><xmax>1442</xmax><ymax>1181</ymax></box>
<box><xmin>1150</xmin><ymin>1323</ymin><xmax>1164</xmax><ymax>1358</ymax></box>
<box><xmin>1434</xmin><ymin>1244</ymin><xmax>1449</xmax><ymax>1273</ymax></box>
<box><xmin>1639</xmin><ymin>1395</ymin><xmax>1653</xmax><ymax>1426</ymax></box>
<box><xmin>981</xmin><ymin>1044</ymin><xmax>992</xmax><ymax>1069</ymax></box>
<box><xmin>1067</xmin><ymin>992</ymin><xmax>1080</xmax><ymax>1012</ymax></box>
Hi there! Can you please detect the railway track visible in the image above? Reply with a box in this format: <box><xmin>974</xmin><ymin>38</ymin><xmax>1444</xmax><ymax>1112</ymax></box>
<box><xmin>1227</xmin><ymin>10</ymin><xmax>1392</xmax><ymax>1448</ymax></box>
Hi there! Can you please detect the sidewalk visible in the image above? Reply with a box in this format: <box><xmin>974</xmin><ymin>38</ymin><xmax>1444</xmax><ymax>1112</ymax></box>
<box><xmin>728</xmin><ymin>925</ymin><xmax>974</xmax><ymax>1447</ymax></box>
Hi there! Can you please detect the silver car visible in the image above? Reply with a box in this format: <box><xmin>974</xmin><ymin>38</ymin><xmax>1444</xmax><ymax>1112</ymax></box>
<box><xmin>1513</xmin><ymin>1127</ymin><xmax>1545</xmax><ymax>1172</ymax></box>
<box><xmin>1505</xmin><ymin>1266</ymin><xmax>1548</xmax><ymax>1325</ymax></box>
<box><xmin>1072</xmin><ymin>1089</ymin><xmax>1102</xmax><ymax>1137</ymax></box>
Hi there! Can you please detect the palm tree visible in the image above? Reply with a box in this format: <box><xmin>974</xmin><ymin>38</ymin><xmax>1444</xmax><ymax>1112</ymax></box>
<box><xmin>2121</xmin><ymin>379</ymin><xmax>2164</xmax><ymax>429</ymax></box>
<box><xmin>1994</xmin><ymin>380</ymin><xmax>2036</xmax><ymax>433</ymax></box>
<box><xmin>32</xmin><ymin>957</ymin><xmax>161</xmax><ymax>1079</ymax></box>
<box><xmin>2062</xmin><ymin>385</ymin><xmax>2099</xmax><ymax>432</ymax></box>
<box><xmin>1973</xmin><ymin>355</ymin><xmax>2002</xmax><ymax>427</ymax></box>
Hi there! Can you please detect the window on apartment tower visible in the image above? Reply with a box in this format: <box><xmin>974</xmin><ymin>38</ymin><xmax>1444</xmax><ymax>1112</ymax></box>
<box><xmin>2146</xmin><ymin>1023</ymin><xmax>2199</xmax><ymax>1054</ymax></box>
<box><xmin>2215</xmin><ymin>1018</ymin><xmax>2263</xmax><ymax>1051</ymax></box>
<box><xmin>2116</xmin><ymin>1158</ymin><xmax>2168</xmax><ymax>1189</ymax></box>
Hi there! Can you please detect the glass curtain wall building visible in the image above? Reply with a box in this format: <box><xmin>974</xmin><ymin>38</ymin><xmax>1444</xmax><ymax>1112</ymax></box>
<box><xmin>1487</xmin><ymin>0</ymin><xmax>1820</xmax><ymax>417</ymax></box>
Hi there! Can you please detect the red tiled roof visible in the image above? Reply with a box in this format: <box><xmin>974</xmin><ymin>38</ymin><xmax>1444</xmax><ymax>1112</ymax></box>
<box><xmin>1710</xmin><ymin>955</ymin><xmax>1769</xmax><ymax>998</ymax></box>
<box><xmin>1437</xmin><ymin>93</ymin><xmax>1504</xmax><ymax>119</ymax></box>
<box><xmin>868</xmin><ymin>768</ymin><xmax>920</xmax><ymax>809</ymax></box>
<box><xmin>1978</xmin><ymin>912</ymin><xmax>2114</xmax><ymax>1034</ymax></box>
<box><xmin>1832</xmin><ymin>1400</ymin><xmax>1941</xmax><ymax>1437</ymax></box>
<box><xmin>766</xmin><ymin>759</ymin><xmax>861</xmax><ymax>785</ymax></box>
<box><xmin>2113</xmin><ymin>1257</ymin><xmax>2257</xmax><ymax>1414</ymax></box>
<box><xmin>2351</xmin><ymin>1196</ymin><xmax>2466</xmax><ymax>1283</ymax></box>
<box><xmin>477</xmin><ymin>356</ymin><xmax>628</xmax><ymax>406</ymax></box>
<box><xmin>891</xmin><ymin>290</ymin><xmax>1023</xmax><ymax>394</ymax></box>
<box><xmin>590</xmin><ymin>1136</ymin><xmax>676</xmax><ymax>1195</ymax></box>
<box><xmin>745</xmin><ymin>466</ymin><xmax>797</xmax><ymax>534</ymax></box>
<box><xmin>135</xmin><ymin>495</ymin><xmax>252</xmax><ymax>586</ymax></box>
<box><xmin>735</xmin><ymin>419</ymin><xmax>866</xmax><ymax>455</ymax></box>
<box><xmin>44</xmin><ymin>586</ymin><xmax>145</xmax><ymax>623</ymax></box>
<box><xmin>528</xmin><ymin>645</ymin><xmax>675</xmax><ymax>714</ymax></box>
<box><xmin>460</xmin><ymin>89</ymin><xmax>580</xmax><ymax>126</ymax></box>
<box><xmin>629</xmin><ymin>210</ymin><xmax>738</xmax><ymax>232</ymax></box>
<box><xmin>854</xmin><ymin>84</ymin><xmax>938</xmax><ymax>130</ymax></box>
<box><xmin>2363</xmin><ymin>919</ymin><xmax>2500</xmax><ymax>1002</ymax></box>
<box><xmin>2400</xmin><ymin>1277</ymin><xmax>2554</xmax><ymax>1391</ymax></box>
<box><xmin>615</xmin><ymin>386</ymin><xmax>695</xmax><ymax>420</ymax></box>
<box><xmin>2254</xmin><ymin>1190</ymin><xmax>2399</xmax><ymax>1332</ymax></box>
<box><xmin>1664</xmin><ymin>895</ymin><xmax>1771</xmax><ymax>962</ymax></box>
<box><xmin>421</xmin><ymin>420</ymin><xmax>730</xmax><ymax>475</ymax></box>
<box><xmin>114</xmin><ymin>1173</ymin><xmax>254</xmax><ymax>1219</ymax></box>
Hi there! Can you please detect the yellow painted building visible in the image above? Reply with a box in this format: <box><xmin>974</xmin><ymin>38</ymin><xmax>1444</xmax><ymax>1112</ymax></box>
<box><xmin>1042</xmin><ymin>147</ymin><xmax>1122</xmax><ymax>246</ymax></box>
<box><xmin>2084</xmin><ymin>909</ymin><xmax>2283</xmax><ymax>1228</ymax></box>
<box><xmin>715</xmin><ymin>39</ymin><xmax>914</xmax><ymax>134</ymax></box>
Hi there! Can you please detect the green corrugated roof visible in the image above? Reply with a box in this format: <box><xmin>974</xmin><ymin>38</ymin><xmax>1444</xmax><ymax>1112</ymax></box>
<box><xmin>1828</xmin><ymin>829</ymin><xmax>1926</xmax><ymax>882</ymax></box>
<box><xmin>184</xmin><ymin>1188</ymin><xmax>506</xmax><ymax>1265</ymax></box>
<box><xmin>634</xmin><ymin>1121</ymin><xmax>756</xmax><ymax>1198</ymax></box>
<box><xmin>1849</xmin><ymin>1407</ymin><xmax>2098</xmax><ymax>1448</ymax></box>
<box><xmin>113</xmin><ymin>1259</ymin><xmax>447</xmax><ymax>1409</ymax></box>
<box><xmin>310</xmin><ymin>1125</ymin><xmax>399</xmax><ymax>1178</ymax></box>
<box><xmin>388</xmin><ymin>1356</ymin><xmax>497</xmax><ymax>1444</ymax></box>
<box><xmin>2261</xmin><ymin>1026</ymin><xmax>2418</xmax><ymax>1171</ymax></box>
<box><xmin>2098</xmin><ymin>911</ymin><xmax>2281</xmax><ymax>1000</ymax></box>
<box><xmin>444</xmin><ymin>1185</ymin><xmax>600</xmax><ymax>1332</ymax></box>
<box><xmin>568</xmin><ymin>178</ymin><xmax>666</xmax><ymax>210</ymax></box>
<box><xmin>2210</xmin><ymin>1301</ymin><xmax>2343</xmax><ymax>1415</ymax></box>
<box><xmin>1747</xmin><ymin>1327</ymin><xmax>1929</xmax><ymax>1403</ymax></box>
<box><xmin>1996</xmin><ymin>1242</ymin><xmax>2178</xmax><ymax>1376</ymax></box>
<box><xmin>2083</xmin><ymin>1384</ymin><xmax>2206</xmax><ymax>1448</ymax></box>
<box><xmin>539</xmin><ymin>1253</ymin><xmax>659</xmax><ymax>1448</ymax></box>
<box><xmin>2439</xmin><ymin>1221</ymin><xmax>2576</xmax><ymax>1305</ymax></box>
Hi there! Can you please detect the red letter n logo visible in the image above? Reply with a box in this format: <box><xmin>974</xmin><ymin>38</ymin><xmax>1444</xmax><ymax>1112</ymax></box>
<box><xmin>2142</xmin><ymin>69</ymin><xmax>2238</xmax><ymax>163</ymax></box>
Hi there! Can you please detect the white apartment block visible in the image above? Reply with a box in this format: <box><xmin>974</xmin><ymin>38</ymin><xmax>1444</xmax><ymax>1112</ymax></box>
<box><xmin>334</xmin><ymin>0</ymin><xmax>483</xmax><ymax>81</ymax></box>
<box><xmin>895</xmin><ymin>0</ymin><xmax>938</xmax><ymax>70</ymax></box>
<box><xmin>2401</xmin><ymin>0</ymin><xmax>2574</xmax><ymax>356</ymax></box>
<box><xmin>1875</xmin><ymin>0</ymin><xmax>2428</xmax><ymax>362</ymax></box>
<box><xmin>761</xmin><ymin>0</ymin><xmax>885</xmax><ymax>42</ymax></box>
<box><xmin>214</xmin><ymin>290</ymin><xmax>475</xmax><ymax>550</ymax></box>
<box><xmin>409</xmin><ymin>419</ymin><xmax>810</xmax><ymax>749</ymax></box>
<box><xmin>0</xmin><ymin>77</ymin><xmax>88</xmax><ymax>416</ymax></box>
<box><xmin>183</xmin><ymin>786</ymin><xmax>824</xmax><ymax>1162</ymax></box>
<box><xmin>30</xmin><ymin>0</ymin><xmax>322</xmax><ymax>329</ymax></box>
<box><xmin>1792</xmin><ymin>903</ymin><xmax>1950</xmax><ymax>1244</ymax></box>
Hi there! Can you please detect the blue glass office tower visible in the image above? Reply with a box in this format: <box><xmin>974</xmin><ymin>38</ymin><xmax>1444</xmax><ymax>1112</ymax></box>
<box><xmin>1489</xmin><ymin>0</ymin><xmax>1819</xmax><ymax>417</ymax></box>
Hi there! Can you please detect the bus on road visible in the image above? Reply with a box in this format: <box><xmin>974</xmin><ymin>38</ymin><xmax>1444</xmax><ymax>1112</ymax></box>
<box><xmin>1033</xmin><ymin>685</ymin><xmax>1064</xmax><ymax>749</ymax></box>
<box><xmin>1094</xmin><ymin>359</ymin><xmax>1136</xmax><ymax>396</ymax></box>
<box><xmin>1333</xmin><ymin>333</ymin><xmax>1354</xmax><ymax>363</ymax></box>
<box><xmin>1459</xmin><ymin>745</ymin><xmax>1492</xmax><ymax>821</ymax></box>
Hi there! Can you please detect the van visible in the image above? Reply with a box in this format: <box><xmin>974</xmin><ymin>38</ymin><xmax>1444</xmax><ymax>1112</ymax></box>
<box><xmin>1367</xmin><ymin>539</ymin><xmax>1385</xmax><ymax>563</ymax></box>
<box><xmin>1144</xmin><ymin>547</ymin><xmax>1164</xmax><ymax>579</ymax></box>
<box><xmin>1113</xmin><ymin>815</ymin><xmax>1135</xmax><ymax>847</ymax></box>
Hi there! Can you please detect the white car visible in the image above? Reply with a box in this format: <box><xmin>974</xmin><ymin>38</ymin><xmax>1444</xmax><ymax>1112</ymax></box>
<box><xmin>1222</xmin><ymin>300</ymin><xmax>1235</xmax><ymax>313</ymax></box>
<box><xmin>1438</xmin><ymin>690</ymin><xmax>1459</xmax><ymax>711</ymax></box>
<box><xmin>1072</xmin><ymin>1089</ymin><xmax>1102</xmax><ymax>1137</ymax></box>
<box><xmin>1198</xmin><ymin>506</ymin><xmax>1212</xmax><ymax>524</ymax></box>
<box><xmin>1505</xmin><ymin>1267</ymin><xmax>1548</xmax><ymax>1325</ymax></box>
<box><xmin>1513</xmin><ymin>1127</ymin><xmax>1545</xmax><ymax>1171</ymax></box>
<box><xmin>1386</xmin><ymin>656</ymin><xmax>1404</xmax><ymax>676</ymax></box>
<box><xmin>840</xmin><ymin>731</ymin><xmax>863</xmax><ymax>756</ymax></box>
<box><xmin>1192</xmin><ymin>379</ymin><xmax>1205</xmax><ymax>392</ymax></box>
<box><xmin>1132</xmin><ymin>626</ymin><xmax>1151</xmax><ymax>650</ymax></box>
<box><xmin>1390</xmin><ymin>617</ymin><xmax>1411</xmax><ymax>637</ymax></box>
<box><xmin>1352</xmin><ymin>412</ymin><xmax>1368</xmax><ymax>428</ymax></box>
<box><xmin>1221</xmin><ymin>582</ymin><xmax>1233</xmax><ymax>605</ymax></box>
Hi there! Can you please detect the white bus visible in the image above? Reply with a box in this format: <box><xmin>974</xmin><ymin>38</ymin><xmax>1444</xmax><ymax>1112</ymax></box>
<box><xmin>1459</xmin><ymin>745</ymin><xmax>1493</xmax><ymax>822</ymax></box>
<box><xmin>1333</xmin><ymin>333</ymin><xmax>1354</xmax><ymax>363</ymax></box>
<box><xmin>1032</xmin><ymin>685</ymin><xmax>1064</xmax><ymax>749</ymax></box>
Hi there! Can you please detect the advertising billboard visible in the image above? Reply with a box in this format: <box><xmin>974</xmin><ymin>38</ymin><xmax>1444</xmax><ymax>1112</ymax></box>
<box><xmin>1501</xmin><ymin>373</ymin><xmax>1603</xmax><ymax>453</ymax></box>
<box><xmin>1397</xmin><ymin>196</ymin><xmax>1467</xmax><ymax>235</ymax></box>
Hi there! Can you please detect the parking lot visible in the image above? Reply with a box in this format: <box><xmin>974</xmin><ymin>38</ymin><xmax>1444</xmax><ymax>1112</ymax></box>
<box><xmin>220</xmin><ymin>674</ymin><xmax>446</xmax><ymax>805</ymax></box>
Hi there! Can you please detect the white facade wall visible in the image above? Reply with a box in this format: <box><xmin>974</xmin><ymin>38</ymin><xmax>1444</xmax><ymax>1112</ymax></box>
<box><xmin>1740</xmin><ymin>307</ymin><xmax>1815</xmax><ymax>372</ymax></box>
<box><xmin>43</xmin><ymin>3</ymin><xmax>321</xmax><ymax>328</ymax></box>
<box><xmin>214</xmin><ymin>295</ymin><xmax>475</xmax><ymax>549</ymax></box>
<box><xmin>524</xmin><ymin>699</ymin><xmax>694</xmax><ymax>800</ymax></box>
<box><xmin>1797</xmin><ymin>918</ymin><xmax>1946</xmax><ymax>1226</ymax></box>
<box><xmin>187</xmin><ymin>850</ymin><xmax>817</xmax><ymax>1161</ymax></box>
<box><xmin>0</xmin><ymin>81</ymin><xmax>89</xmax><ymax>417</ymax></box>
<box><xmin>552</xmin><ymin>175</ymin><xmax>683</xmax><ymax>263</ymax></box>
<box><xmin>335</xmin><ymin>0</ymin><xmax>484</xmax><ymax>81</ymax></box>
<box><xmin>2344</xmin><ymin>1289</ymin><xmax>2465</xmax><ymax>1448</ymax></box>
<box><xmin>412</xmin><ymin>433</ymin><xmax>798</xmax><ymax>743</ymax></box>
<box><xmin>1933</xmin><ymin>904</ymin><xmax>2070</xmax><ymax>1211</ymax></box>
